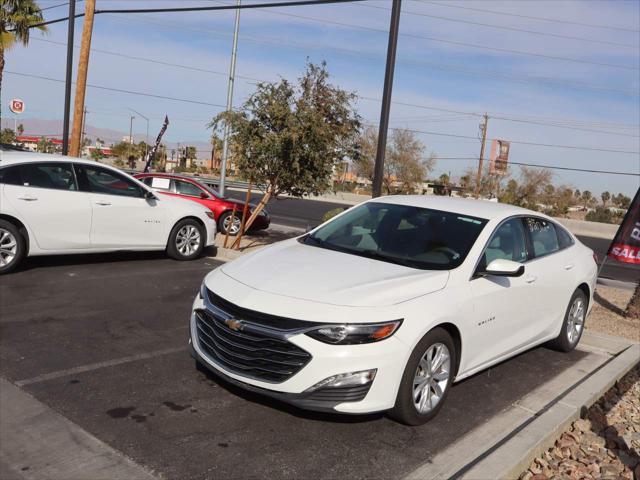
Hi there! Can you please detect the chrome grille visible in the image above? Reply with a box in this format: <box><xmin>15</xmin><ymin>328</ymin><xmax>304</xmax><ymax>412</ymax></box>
<box><xmin>194</xmin><ymin>307</ymin><xmax>312</xmax><ymax>383</ymax></box>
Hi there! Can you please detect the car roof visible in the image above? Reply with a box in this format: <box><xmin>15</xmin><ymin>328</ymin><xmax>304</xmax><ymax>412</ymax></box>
<box><xmin>135</xmin><ymin>172</ymin><xmax>200</xmax><ymax>183</ymax></box>
<box><xmin>0</xmin><ymin>150</ymin><xmax>109</xmax><ymax>168</ymax></box>
<box><xmin>370</xmin><ymin>194</ymin><xmax>541</xmax><ymax>221</ymax></box>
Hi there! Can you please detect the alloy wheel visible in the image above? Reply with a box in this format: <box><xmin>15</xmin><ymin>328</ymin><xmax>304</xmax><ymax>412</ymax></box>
<box><xmin>413</xmin><ymin>342</ymin><xmax>451</xmax><ymax>414</ymax></box>
<box><xmin>223</xmin><ymin>214</ymin><xmax>241</xmax><ymax>235</ymax></box>
<box><xmin>176</xmin><ymin>225</ymin><xmax>201</xmax><ymax>256</ymax></box>
<box><xmin>0</xmin><ymin>228</ymin><xmax>18</xmax><ymax>267</ymax></box>
<box><xmin>566</xmin><ymin>297</ymin><xmax>585</xmax><ymax>344</ymax></box>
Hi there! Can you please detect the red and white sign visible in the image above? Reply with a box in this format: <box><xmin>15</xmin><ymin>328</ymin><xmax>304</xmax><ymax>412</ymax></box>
<box><xmin>9</xmin><ymin>98</ymin><xmax>25</xmax><ymax>115</ymax></box>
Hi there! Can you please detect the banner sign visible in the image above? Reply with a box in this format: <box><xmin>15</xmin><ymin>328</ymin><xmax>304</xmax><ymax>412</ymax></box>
<box><xmin>143</xmin><ymin>115</ymin><xmax>169</xmax><ymax>173</ymax></box>
<box><xmin>607</xmin><ymin>187</ymin><xmax>640</xmax><ymax>264</ymax></box>
<box><xmin>489</xmin><ymin>139</ymin><xmax>510</xmax><ymax>175</ymax></box>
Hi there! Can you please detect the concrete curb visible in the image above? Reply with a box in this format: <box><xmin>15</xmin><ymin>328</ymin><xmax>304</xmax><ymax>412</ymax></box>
<box><xmin>460</xmin><ymin>344</ymin><xmax>640</xmax><ymax>479</ymax></box>
<box><xmin>0</xmin><ymin>378</ymin><xmax>159</xmax><ymax>480</ymax></box>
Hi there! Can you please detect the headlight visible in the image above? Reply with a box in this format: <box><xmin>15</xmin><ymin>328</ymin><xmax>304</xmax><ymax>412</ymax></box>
<box><xmin>305</xmin><ymin>320</ymin><xmax>402</xmax><ymax>345</ymax></box>
<box><xmin>258</xmin><ymin>208</ymin><xmax>268</xmax><ymax>217</ymax></box>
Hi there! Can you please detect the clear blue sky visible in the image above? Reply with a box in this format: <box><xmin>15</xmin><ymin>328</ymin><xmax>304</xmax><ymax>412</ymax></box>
<box><xmin>3</xmin><ymin>0</ymin><xmax>640</xmax><ymax>196</ymax></box>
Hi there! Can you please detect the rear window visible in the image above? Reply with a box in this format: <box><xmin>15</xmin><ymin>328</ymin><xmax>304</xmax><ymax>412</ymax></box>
<box><xmin>0</xmin><ymin>163</ymin><xmax>76</xmax><ymax>191</ymax></box>
<box><xmin>557</xmin><ymin>225</ymin><xmax>574</xmax><ymax>250</ymax></box>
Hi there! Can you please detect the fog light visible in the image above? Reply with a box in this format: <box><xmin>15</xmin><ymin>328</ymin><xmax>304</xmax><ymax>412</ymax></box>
<box><xmin>304</xmin><ymin>369</ymin><xmax>377</xmax><ymax>392</ymax></box>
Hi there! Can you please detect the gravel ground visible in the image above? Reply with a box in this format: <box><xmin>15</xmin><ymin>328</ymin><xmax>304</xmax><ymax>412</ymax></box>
<box><xmin>588</xmin><ymin>286</ymin><xmax>639</xmax><ymax>342</ymax></box>
<box><xmin>521</xmin><ymin>286</ymin><xmax>640</xmax><ymax>480</ymax></box>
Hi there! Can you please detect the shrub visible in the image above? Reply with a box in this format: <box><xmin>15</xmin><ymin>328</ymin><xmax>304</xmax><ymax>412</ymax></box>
<box><xmin>322</xmin><ymin>207</ymin><xmax>346</xmax><ymax>223</ymax></box>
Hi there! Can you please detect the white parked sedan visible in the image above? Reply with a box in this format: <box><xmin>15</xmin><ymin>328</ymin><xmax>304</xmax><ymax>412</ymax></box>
<box><xmin>190</xmin><ymin>195</ymin><xmax>597</xmax><ymax>425</ymax></box>
<box><xmin>0</xmin><ymin>150</ymin><xmax>216</xmax><ymax>274</ymax></box>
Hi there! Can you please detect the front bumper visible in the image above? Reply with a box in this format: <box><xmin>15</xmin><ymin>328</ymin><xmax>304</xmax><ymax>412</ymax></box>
<box><xmin>190</xmin><ymin>293</ymin><xmax>406</xmax><ymax>414</ymax></box>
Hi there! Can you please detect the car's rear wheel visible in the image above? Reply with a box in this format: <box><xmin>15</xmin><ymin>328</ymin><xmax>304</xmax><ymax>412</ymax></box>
<box><xmin>166</xmin><ymin>218</ymin><xmax>205</xmax><ymax>260</ymax></box>
<box><xmin>218</xmin><ymin>210</ymin><xmax>242</xmax><ymax>236</ymax></box>
<box><xmin>389</xmin><ymin>327</ymin><xmax>455</xmax><ymax>425</ymax></box>
<box><xmin>0</xmin><ymin>220</ymin><xmax>25</xmax><ymax>275</ymax></box>
<box><xmin>549</xmin><ymin>289</ymin><xmax>587</xmax><ymax>352</ymax></box>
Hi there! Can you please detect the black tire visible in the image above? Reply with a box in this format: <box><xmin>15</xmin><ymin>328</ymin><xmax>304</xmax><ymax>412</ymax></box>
<box><xmin>389</xmin><ymin>327</ymin><xmax>456</xmax><ymax>426</ymax></box>
<box><xmin>217</xmin><ymin>210</ymin><xmax>241</xmax><ymax>236</ymax></box>
<box><xmin>166</xmin><ymin>218</ymin><xmax>205</xmax><ymax>261</ymax></box>
<box><xmin>0</xmin><ymin>220</ymin><xmax>26</xmax><ymax>275</ymax></box>
<box><xmin>548</xmin><ymin>289</ymin><xmax>588</xmax><ymax>352</ymax></box>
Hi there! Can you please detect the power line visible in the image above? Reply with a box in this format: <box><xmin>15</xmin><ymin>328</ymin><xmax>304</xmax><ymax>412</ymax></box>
<box><xmin>419</xmin><ymin>0</ymin><xmax>640</xmax><ymax>34</ymax></box>
<box><xmin>5</xmin><ymin>71</ymin><xmax>226</xmax><ymax>108</ymax></box>
<box><xmin>363</xmin><ymin>122</ymin><xmax>640</xmax><ymax>155</ymax></box>
<box><xmin>362</xmin><ymin>3</ymin><xmax>639</xmax><ymax>49</ymax></box>
<box><xmin>102</xmin><ymin>13</ymin><xmax>638</xmax><ymax>97</ymax></box>
<box><xmin>237</xmin><ymin>5</ymin><xmax>639</xmax><ymax>71</ymax></box>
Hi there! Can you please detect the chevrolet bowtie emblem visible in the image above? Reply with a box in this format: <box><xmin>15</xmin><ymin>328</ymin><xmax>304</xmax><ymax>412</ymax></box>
<box><xmin>225</xmin><ymin>318</ymin><xmax>244</xmax><ymax>332</ymax></box>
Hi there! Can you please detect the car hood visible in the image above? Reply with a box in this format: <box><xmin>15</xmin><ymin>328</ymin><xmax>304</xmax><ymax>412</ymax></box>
<box><xmin>220</xmin><ymin>239</ymin><xmax>449</xmax><ymax>307</ymax></box>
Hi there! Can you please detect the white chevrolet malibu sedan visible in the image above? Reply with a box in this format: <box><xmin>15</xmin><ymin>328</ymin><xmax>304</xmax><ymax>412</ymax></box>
<box><xmin>191</xmin><ymin>196</ymin><xmax>597</xmax><ymax>425</ymax></box>
<box><xmin>0</xmin><ymin>149</ymin><xmax>216</xmax><ymax>274</ymax></box>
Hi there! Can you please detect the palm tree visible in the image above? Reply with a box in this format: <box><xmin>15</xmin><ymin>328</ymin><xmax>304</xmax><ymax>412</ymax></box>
<box><xmin>1</xmin><ymin>1</ymin><xmax>47</xmax><ymax>87</ymax></box>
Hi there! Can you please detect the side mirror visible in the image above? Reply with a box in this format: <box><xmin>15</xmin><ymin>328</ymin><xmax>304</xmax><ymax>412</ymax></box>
<box><xmin>200</xmin><ymin>192</ymin><xmax>209</xmax><ymax>199</ymax></box>
<box><xmin>483</xmin><ymin>259</ymin><xmax>525</xmax><ymax>277</ymax></box>
<box><xmin>144</xmin><ymin>190</ymin><xmax>157</xmax><ymax>201</ymax></box>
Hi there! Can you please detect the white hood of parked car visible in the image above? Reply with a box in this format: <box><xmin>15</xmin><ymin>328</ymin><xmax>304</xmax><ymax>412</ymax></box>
<box><xmin>220</xmin><ymin>239</ymin><xmax>449</xmax><ymax>307</ymax></box>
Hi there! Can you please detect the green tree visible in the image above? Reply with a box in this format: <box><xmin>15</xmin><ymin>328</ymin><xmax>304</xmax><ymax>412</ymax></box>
<box><xmin>580</xmin><ymin>190</ymin><xmax>593</xmax><ymax>209</ymax></box>
<box><xmin>36</xmin><ymin>136</ymin><xmax>53</xmax><ymax>153</ymax></box>
<box><xmin>352</xmin><ymin>125</ymin><xmax>377</xmax><ymax>182</ymax></box>
<box><xmin>0</xmin><ymin>127</ymin><xmax>15</xmax><ymax>143</ymax></box>
<box><xmin>209</xmin><ymin>61</ymin><xmax>360</xmax><ymax>234</ymax></box>
<box><xmin>16</xmin><ymin>122</ymin><xmax>23</xmax><ymax>135</ymax></box>
<box><xmin>439</xmin><ymin>173</ymin><xmax>450</xmax><ymax>186</ymax></box>
<box><xmin>601</xmin><ymin>191</ymin><xmax>611</xmax><ymax>206</ymax></box>
<box><xmin>90</xmin><ymin>146</ymin><xmax>104</xmax><ymax>162</ymax></box>
<box><xmin>613</xmin><ymin>193</ymin><xmax>631</xmax><ymax>209</ymax></box>
<box><xmin>1</xmin><ymin>0</ymin><xmax>47</xmax><ymax>87</ymax></box>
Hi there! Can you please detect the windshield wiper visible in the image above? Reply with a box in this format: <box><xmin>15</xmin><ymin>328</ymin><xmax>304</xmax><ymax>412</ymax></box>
<box><xmin>358</xmin><ymin>249</ymin><xmax>414</xmax><ymax>268</ymax></box>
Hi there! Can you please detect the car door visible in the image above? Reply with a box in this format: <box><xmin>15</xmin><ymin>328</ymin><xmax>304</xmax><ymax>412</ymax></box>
<box><xmin>2</xmin><ymin>162</ymin><xmax>92</xmax><ymax>250</ymax></box>
<box><xmin>521</xmin><ymin>217</ymin><xmax>574</xmax><ymax>341</ymax></box>
<box><xmin>174</xmin><ymin>179</ymin><xmax>212</xmax><ymax>209</ymax></box>
<box><xmin>74</xmin><ymin>164</ymin><xmax>165</xmax><ymax>248</ymax></box>
<box><xmin>466</xmin><ymin>217</ymin><xmax>533</xmax><ymax>369</ymax></box>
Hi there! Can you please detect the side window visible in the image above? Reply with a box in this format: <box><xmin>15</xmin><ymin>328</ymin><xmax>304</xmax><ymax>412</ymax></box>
<box><xmin>557</xmin><ymin>225</ymin><xmax>574</xmax><ymax>250</ymax></box>
<box><xmin>525</xmin><ymin>217</ymin><xmax>559</xmax><ymax>258</ymax></box>
<box><xmin>0</xmin><ymin>165</ymin><xmax>22</xmax><ymax>185</ymax></box>
<box><xmin>75</xmin><ymin>164</ymin><xmax>143</xmax><ymax>198</ymax></box>
<box><xmin>18</xmin><ymin>163</ymin><xmax>77</xmax><ymax>191</ymax></box>
<box><xmin>482</xmin><ymin>218</ymin><xmax>528</xmax><ymax>268</ymax></box>
<box><xmin>175</xmin><ymin>180</ymin><xmax>204</xmax><ymax>197</ymax></box>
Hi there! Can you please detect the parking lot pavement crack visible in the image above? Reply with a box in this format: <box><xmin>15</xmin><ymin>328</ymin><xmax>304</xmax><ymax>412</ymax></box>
<box><xmin>14</xmin><ymin>346</ymin><xmax>188</xmax><ymax>387</ymax></box>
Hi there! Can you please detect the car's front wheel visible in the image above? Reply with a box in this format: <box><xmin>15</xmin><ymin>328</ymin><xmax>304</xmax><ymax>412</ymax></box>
<box><xmin>166</xmin><ymin>218</ymin><xmax>205</xmax><ymax>261</ymax></box>
<box><xmin>549</xmin><ymin>289</ymin><xmax>587</xmax><ymax>352</ymax></box>
<box><xmin>390</xmin><ymin>327</ymin><xmax>455</xmax><ymax>425</ymax></box>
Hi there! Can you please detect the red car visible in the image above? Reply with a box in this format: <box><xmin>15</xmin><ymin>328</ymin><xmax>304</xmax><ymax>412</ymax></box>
<box><xmin>135</xmin><ymin>173</ymin><xmax>270</xmax><ymax>235</ymax></box>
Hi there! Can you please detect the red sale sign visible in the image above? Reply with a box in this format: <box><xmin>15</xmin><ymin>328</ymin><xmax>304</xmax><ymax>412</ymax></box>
<box><xmin>9</xmin><ymin>99</ymin><xmax>25</xmax><ymax>114</ymax></box>
<box><xmin>607</xmin><ymin>188</ymin><xmax>640</xmax><ymax>264</ymax></box>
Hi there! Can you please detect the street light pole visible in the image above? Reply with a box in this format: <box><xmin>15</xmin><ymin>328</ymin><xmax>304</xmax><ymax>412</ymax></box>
<box><xmin>219</xmin><ymin>0</ymin><xmax>241</xmax><ymax>197</ymax></box>
<box><xmin>128</xmin><ymin>108</ymin><xmax>149</xmax><ymax>159</ymax></box>
<box><xmin>62</xmin><ymin>0</ymin><xmax>75</xmax><ymax>155</ymax></box>
<box><xmin>372</xmin><ymin>0</ymin><xmax>402</xmax><ymax>198</ymax></box>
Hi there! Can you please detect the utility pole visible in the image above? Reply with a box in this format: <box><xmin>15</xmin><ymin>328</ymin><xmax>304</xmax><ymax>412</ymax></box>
<box><xmin>69</xmin><ymin>0</ymin><xmax>96</xmax><ymax>157</ymax></box>
<box><xmin>219</xmin><ymin>0</ymin><xmax>241</xmax><ymax>197</ymax></box>
<box><xmin>128</xmin><ymin>115</ymin><xmax>135</xmax><ymax>160</ymax></box>
<box><xmin>62</xmin><ymin>0</ymin><xmax>75</xmax><ymax>155</ymax></box>
<box><xmin>80</xmin><ymin>106</ymin><xmax>87</xmax><ymax>153</ymax></box>
<box><xmin>372</xmin><ymin>0</ymin><xmax>402</xmax><ymax>198</ymax></box>
<box><xmin>475</xmin><ymin>113</ymin><xmax>489</xmax><ymax>199</ymax></box>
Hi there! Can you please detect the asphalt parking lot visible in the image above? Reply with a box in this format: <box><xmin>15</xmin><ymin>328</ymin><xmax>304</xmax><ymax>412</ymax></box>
<box><xmin>0</xmin><ymin>251</ymin><xmax>599</xmax><ymax>479</ymax></box>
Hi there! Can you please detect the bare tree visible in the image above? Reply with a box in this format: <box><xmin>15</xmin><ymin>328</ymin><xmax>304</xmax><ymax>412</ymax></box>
<box><xmin>385</xmin><ymin>129</ymin><xmax>435</xmax><ymax>194</ymax></box>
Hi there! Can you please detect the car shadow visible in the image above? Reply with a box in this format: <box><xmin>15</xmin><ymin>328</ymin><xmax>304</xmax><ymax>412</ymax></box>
<box><xmin>15</xmin><ymin>246</ymin><xmax>218</xmax><ymax>273</ymax></box>
<box><xmin>594</xmin><ymin>290</ymin><xmax>626</xmax><ymax>317</ymax></box>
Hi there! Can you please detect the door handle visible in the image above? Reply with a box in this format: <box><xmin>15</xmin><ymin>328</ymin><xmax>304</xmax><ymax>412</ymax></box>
<box><xmin>17</xmin><ymin>195</ymin><xmax>38</xmax><ymax>201</ymax></box>
<box><xmin>564</xmin><ymin>263</ymin><xmax>574</xmax><ymax>270</ymax></box>
<box><xmin>94</xmin><ymin>201</ymin><xmax>112</xmax><ymax>206</ymax></box>
<box><xmin>525</xmin><ymin>275</ymin><xmax>537</xmax><ymax>284</ymax></box>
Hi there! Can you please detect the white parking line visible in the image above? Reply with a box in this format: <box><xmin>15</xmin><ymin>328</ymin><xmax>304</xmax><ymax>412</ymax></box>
<box><xmin>15</xmin><ymin>346</ymin><xmax>187</xmax><ymax>387</ymax></box>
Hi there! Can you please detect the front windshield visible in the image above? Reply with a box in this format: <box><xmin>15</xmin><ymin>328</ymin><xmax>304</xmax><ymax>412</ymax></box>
<box><xmin>303</xmin><ymin>202</ymin><xmax>488</xmax><ymax>270</ymax></box>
